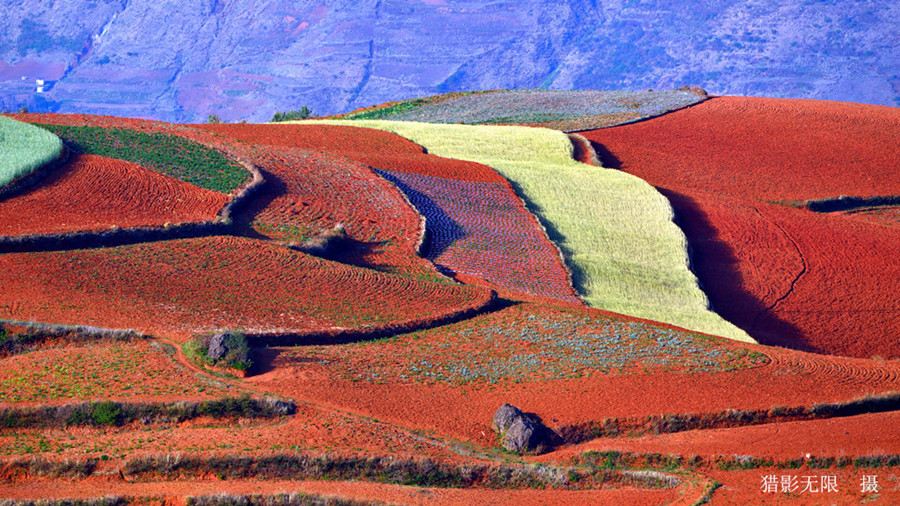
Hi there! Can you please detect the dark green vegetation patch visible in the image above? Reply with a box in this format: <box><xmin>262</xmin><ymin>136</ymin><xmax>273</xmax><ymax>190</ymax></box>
<box><xmin>36</xmin><ymin>124</ymin><xmax>249</xmax><ymax>193</ymax></box>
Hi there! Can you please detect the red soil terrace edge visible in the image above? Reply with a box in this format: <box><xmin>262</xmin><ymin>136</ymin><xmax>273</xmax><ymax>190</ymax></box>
<box><xmin>18</xmin><ymin>114</ymin><xmax>440</xmax><ymax>278</ymax></box>
<box><xmin>0</xmin><ymin>154</ymin><xmax>229</xmax><ymax>237</ymax></box>
<box><xmin>197</xmin><ymin>123</ymin><xmax>580</xmax><ymax>301</ymax></box>
<box><xmin>581</xmin><ymin>96</ymin><xmax>900</xmax><ymax>201</ymax></box>
<box><xmin>0</xmin><ymin>236</ymin><xmax>494</xmax><ymax>343</ymax></box>
<box><xmin>582</xmin><ymin>97</ymin><xmax>900</xmax><ymax>359</ymax></box>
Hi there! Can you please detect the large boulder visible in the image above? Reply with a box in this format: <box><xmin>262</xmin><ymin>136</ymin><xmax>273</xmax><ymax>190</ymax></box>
<box><xmin>492</xmin><ymin>403</ymin><xmax>524</xmax><ymax>434</ymax></box>
<box><xmin>206</xmin><ymin>333</ymin><xmax>228</xmax><ymax>361</ymax></box>
<box><xmin>491</xmin><ymin>403</ymin><xmax>558</xmax><ymax>455</ymax></box>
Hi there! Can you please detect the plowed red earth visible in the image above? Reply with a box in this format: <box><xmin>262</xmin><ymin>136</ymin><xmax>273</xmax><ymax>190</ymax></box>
<box><xmin>235</xmin><ymin>145</ymin><xmax>438</xmax><ymax>276</ymax></box>
<box><xmin>0</xmin><ymin>479</ymin><xmax>683</xmax><ymax>506</ymax></box>
<box><xmin>582</xmin><ymin>96</ymin><xmax>900</xmax><ymax>201</ymax></box>
<box><xmin>19</xmin><ymin>114</ymin><xmax>439</xmax><ymax>278</ymax></box>
<box><xmin>197</xmin><ymin>123</ymin><xmax>506</xmax><ymax>183</ymax></box>
<box><xmin>553</xmin><ymin>411</ymin><xmax>900</xmax><ymax>462</ymax></box>
<box><xmin>199</xmin><ymin>123</ymin><xmax>579</xmax><ymax>301</ymax></box>
<box><xmin>663</xmin><ymin>191</ymin><xmax>900</xmax><ymax>358</ymax></box>
<box><xmin>0</xmin><ymin>236</ymin><xmax>491</xmax><ymax>342</ymax></box>
<box><xmin>248</xmin><ymin>303</ymin><xmax>900</xmax><ymax>449</ymax></box>
<box><xmin>0</xmin><ymin>340</ymin><xmax>237</xmax><ymax>406</ymax></box>
<box><xmin>0</xmin><ymin>154</ymin><xmax>228</xmax><ymax>237</ymax></box>
<box><xmin>582</xmin><ymin>97</ymin><xmax>900</xmax><ymax>359</ymax></box>
<box><xmin>845</xmin><ymin>206</ymin><xmax>900</xmax><ymax>228</ymax></box>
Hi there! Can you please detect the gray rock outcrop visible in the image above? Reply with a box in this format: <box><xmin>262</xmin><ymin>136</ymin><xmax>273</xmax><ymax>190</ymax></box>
<box><xmin>492</xmin><ymin>403</ymin><xmax>558</xmax><ymax>455</ymax></box>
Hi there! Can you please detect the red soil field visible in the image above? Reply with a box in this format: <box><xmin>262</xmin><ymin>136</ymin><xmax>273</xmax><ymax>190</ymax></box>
<box><xmin>845</xmin><ymin>206</ymin><xmax>900</xmax><ymax>228</ymax></box>
<box><xmin>199</xmin><ymin>123</ymin><xmax>579</xmax><ymax>301</ymax></box>
<box><xmin>662</xmin><ymin>190</ymin><xmax>900</xmax><ymax>358</ymax></box>
<box><xmin>18</xmin><ymin>114</ymin><xmax>443</xmax><ymax>278</ymax></box>
<box><xmin>7</xmin><ymin>110</ymin><xmax>898</xmax><ymax>505</ymax></box>
<box><xmin>0</xmin><ymin>479</ymin><xmax>686</xmax><ymax>506</ymax></box>
<box><xmin>0</xmin><ymin>399</ymin><xmax>467</xmax><ymax>463</ymax></box>
<box><xmin>197</xmin><ymin>123</ymin><xmax>507</xmax><ymax>183</ymax></box>
<box><xmin>0</xmin><ymin>341</ymin><xmax>237</xmax><ymax>406</ymax></box>
<box><xmin>0</xmin><ymin>154</ymin><xmax>228</xmax><ymax>237</ymax></box>
<box><xmin>247</xmin><ymin>302</ymin><xmax>900</xmax><ymax>449</ymax></box>
<box><xmin>0</xmin><ymin>236</ymin><xmax>492</xmax><ymax>342</ymax></box>
<box><xmin>581</xmin><ymin>96</ymin><xmax>900</xmax><ymax>201</ymax></box>
<box><xmin>557</xmin><ymin>411</ymin><xmax>900</xmax><ymax>461</ymax></box>
<box><xmin>234</xmin><ymin>145</ymin><xmax>440</xmax><ymax>277</ymax></box>
<box><xmin>582</xmin><ymin>97</ymin><xmax>900</xmax><ymax>359</ymax></box>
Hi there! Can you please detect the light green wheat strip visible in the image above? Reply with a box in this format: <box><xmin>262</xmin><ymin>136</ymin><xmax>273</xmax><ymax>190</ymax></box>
<box><xmin>0</xmin><ymin>115</ymin><xmax>63</xmax><ymax>187</ymax></box>
<box><xmin>304</xmin><ymin>119</ymin><xmax>753</xmax><ymax>343</ymax></box>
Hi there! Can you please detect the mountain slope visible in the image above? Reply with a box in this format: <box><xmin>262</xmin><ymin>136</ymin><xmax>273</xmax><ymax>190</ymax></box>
<box><xmin>2</xmin><ymin>0</ymin><xmax>898</xmax><ymax>121</ymax></box>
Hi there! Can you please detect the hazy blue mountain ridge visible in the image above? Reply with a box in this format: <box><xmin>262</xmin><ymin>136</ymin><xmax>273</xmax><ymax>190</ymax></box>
<box><xmin>2</xmin><ymin>0</ymin><xmax>897</xmax><ymax>122</ymax></box>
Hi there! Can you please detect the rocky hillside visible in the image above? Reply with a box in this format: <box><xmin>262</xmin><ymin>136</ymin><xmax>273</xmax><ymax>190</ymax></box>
<box><xmin>2</xmin><ymin>0</ymin><xmax>897</xmax><ymax>122</ymax></box>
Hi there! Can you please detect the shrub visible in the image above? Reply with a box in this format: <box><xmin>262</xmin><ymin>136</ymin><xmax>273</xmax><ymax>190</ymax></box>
<box><xmin>293</xmin><ymin>223</ymin><xmax>348</xmax><ymax>258</ymax></box>
<box><xmin>271</xmin><ymin>106</ymin><xmax>314</xmax><ymax>122</ymax></box>
<box><xmin>0</xmin><ymin>397</ymin><xmax>294</xmax><ymax>429</ymax></box>
<box><xmin>90</xmin><ymin>401</ymin><xmax>123</xmax><ymax>426</ymax></box>
<box><xmin>206</xmin><ymin>114</ymin><xmax>222</xmax><ymax>124</ymax></box>
<box><xmin>185</xmin><ymin>331</ymin><xmax>252</xmax><ymax>372</ymax></box>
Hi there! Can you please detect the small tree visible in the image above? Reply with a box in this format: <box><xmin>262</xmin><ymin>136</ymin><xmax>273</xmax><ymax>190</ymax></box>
<box><xmin>206</xmin><ymin>113</ymin><xmax>222</xmax><ymax>124</ymax></box>
<box><xmin>270</xmin><ymin>106</ymin><xmax>313</xmax><ymax>122</ymax></box>
<box><xmin>18</xmin><ymin>106</ymin><xmax>29</xmax><ymax>114</ymax></box>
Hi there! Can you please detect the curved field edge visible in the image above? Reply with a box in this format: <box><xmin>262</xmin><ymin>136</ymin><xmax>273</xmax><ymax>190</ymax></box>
<box><xmin>0</xmin><ymin>157</ymin><xmax>264</xmax><ymax>252</ymax></box>
<box><xmin>0</xmin><ymin>236</ymin><xmax>494</xmax><ymax>343</ymax></box>
<box><xmin>0</xmin><ymin>116</ymin><xmax>63</xmax><ymax>189</ymax></box>
<box><xmin>35</xmin><ymin>123</ymin><xmax>250</xmax><ymax>194</ymax></box>
<box><xmin>305</xmin><ymin>119</ymin><xmax>752</xmax><ymax>343</ymax></box>
<box><xmin>17</xmin><ymin>114</ymin><xmax>444</xmax><ymax>280</ymax></box>
<box><xmin>331</xmin><ymin>88</ymin><xmax>708</xmax><ymax>132</ymax></box>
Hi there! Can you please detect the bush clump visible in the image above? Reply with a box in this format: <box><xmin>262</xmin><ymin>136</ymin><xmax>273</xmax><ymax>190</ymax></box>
<box><xmin>0</xmin><ymin>396</ymin><xmax>295</xmax><ymax>429</ymax></box>
<box><xmin>271</xmin><ymin>106</ymin><xmax>314</xmax><ymax>122</ymax></box>
<box><xmin>185</xmin><ymin>331</ymin><xmax>252</xmax><ymax>372</ymax></box>
<box><xmin>292</xmin><ymin>223</ymin><xmax>348</xmax><ymax>258</ymax></box>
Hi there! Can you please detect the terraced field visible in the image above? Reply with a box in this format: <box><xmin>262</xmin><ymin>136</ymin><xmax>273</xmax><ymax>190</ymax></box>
<box><xmin>583</xmin><ymin>96</ymin><xmax>900</xmax><ymax>358</ymax></box>
<box><xmin>36</xmin><ymin>123</ymin><xmax>249</xmax><ymax>193</ymax></box>
<box><xmin>252</xmin><ymin>302</ymin><xmax>900</xmax><ymax>448</ymax></box>
<box><xmin>309</xmin><ymin>119</ymin><xmax>750</xmax><ymax>342</ymax></box>
<box><xmin>0</xmin><ymin>340</ymin><xmax>235</xmax><ymax>405</ymax></box>
<box><xmin>0</xmin><ymin>116</ymin><xmax>62</xmax><ymax>187</ymax></box>
<box><xmin>21</xmin><ymin>114</ymin><xmax>444</xmax><ymax>279</ymax></box>
<box><xmin>335</xmin><ymin>88</ymin><xmax>708</xmax><ymax>131</ymax></box>
<box><xmin>199</xmin><ymin>123</ymin><xmax>579</xmax><ymax>302</ymax></box>
<box><xmin>0</xmin><ymin>154</ymin><xmax>229</xmax><ymax>236</ymax></box>
<box><xmin>3</xmin><ymin>104</ymin><xmax>899</xmax><ymax>505</ymax></box>
<box><xmin>0</xmin><ymin>236</ymin><xmax>493</xmax><ymax>342</ymax></box>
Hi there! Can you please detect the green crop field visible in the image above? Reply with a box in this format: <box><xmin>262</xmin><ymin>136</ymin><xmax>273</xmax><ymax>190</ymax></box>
<box><xmin>36</xmin><ymin>124</ymin><xmax>249</xmax><ymax>193</ymax></box>
<box><xmin>0</xmin><ymin>116</ymin><xmax>63</xmax><ymax>188</ymax></box>
<box><xmin>306</xmin><ymin>119</ymin><xmax>753</xmax><ymax>343</ymax></box>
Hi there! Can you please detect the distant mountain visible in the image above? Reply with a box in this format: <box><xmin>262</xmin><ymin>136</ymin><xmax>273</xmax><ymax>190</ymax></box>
<box><xmin>2</xmin><ymin>0</ymin><xmax>898</xmax><ymax>122</ymax></box>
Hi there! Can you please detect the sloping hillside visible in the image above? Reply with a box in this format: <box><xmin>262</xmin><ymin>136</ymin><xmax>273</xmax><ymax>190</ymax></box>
<box><xmin>1</xmin><ymin>0</ymin><xmax>898</xmax><ymax>121</ymax></box>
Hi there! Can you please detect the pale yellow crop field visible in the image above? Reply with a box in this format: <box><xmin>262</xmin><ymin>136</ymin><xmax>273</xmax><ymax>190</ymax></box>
<box><xmin>303</xmin><ymin>119</ymin><xmax>753</xmax><ymax>343</ymax></box>
<box><xmin>0</xmin><ymin>116</ymin><xmax>63</xmax><ymax>187</ymax></box>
